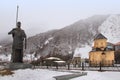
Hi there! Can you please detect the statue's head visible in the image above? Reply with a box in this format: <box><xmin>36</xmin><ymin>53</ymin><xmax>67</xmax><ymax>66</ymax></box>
<box><xmin>17</xmin><ymin>21</ymin><xmax>21</xmax><ymax>28</ymax></box>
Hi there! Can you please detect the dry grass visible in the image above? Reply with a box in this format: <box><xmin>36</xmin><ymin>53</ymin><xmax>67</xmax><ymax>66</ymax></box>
<box><xmin>0</xmin><ymin>69</ymin><xmax>14</xmax><ymax>76</ymax></box>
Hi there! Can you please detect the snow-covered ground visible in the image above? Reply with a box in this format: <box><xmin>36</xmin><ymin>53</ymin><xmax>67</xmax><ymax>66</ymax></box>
<box><xmin>74</xmin><ymin>45</ymin><xmax>92</xmax><ymax>58</ymax></box>
<box><xmin>0</xmin><ymin>54</ymin><xmax>11</xmax><ymax>62</ymax></box>
<box><xmin>0</xmin><ymin>54</ymin><xmax>34</xmax><ymax>62</ymax></box>
<box><xmin>0</xmin><ymin>69</ymin><xmax>71</xmax><ymax>80</ymax></box>
<box><xmin>0</xmin><ymin>69</ymin><xmax>120</xmax><ymax>80</ymax></box>
<box><xmin>71</xmin><ymin>71</ymin><xmax>120</xmax><ymax>80</ymax></box>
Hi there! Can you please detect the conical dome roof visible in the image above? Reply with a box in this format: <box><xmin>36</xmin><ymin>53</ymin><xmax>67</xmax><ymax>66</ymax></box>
<box><xmin>94</xmin><ymin>33</ymin><xmax>107</xmax><ymax>40</ymax></box>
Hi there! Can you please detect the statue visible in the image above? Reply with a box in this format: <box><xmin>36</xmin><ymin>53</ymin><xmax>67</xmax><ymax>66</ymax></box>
<box><xmin>8</xmin><ymin>22</ymin><xmax>27</xmax><ymax>63</ymax></box>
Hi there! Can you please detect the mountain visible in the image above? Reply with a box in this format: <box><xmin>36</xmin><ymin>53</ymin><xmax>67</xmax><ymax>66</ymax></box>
<box><xmin>99</xmin><ymin>14</ymin><xmax>120</xmax><ymax>43</ymax></box>
<box><xmin>26</xmin><ymin>15</ymin><xmax>109</xmax><ymax>57</ymax></box>
<box><xmin>1</xmin><ymin>14</ymin><xmax>120</xmax><ymax>58</ymax></box>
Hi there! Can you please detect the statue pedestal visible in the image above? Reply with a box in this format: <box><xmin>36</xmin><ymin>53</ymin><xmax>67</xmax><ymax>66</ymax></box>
<box><xmin>5</xmin><ymin>63</ymin><xmax>32</xmax><ymax>70</ymax></box>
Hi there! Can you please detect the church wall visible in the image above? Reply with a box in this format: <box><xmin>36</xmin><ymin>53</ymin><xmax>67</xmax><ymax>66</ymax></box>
<box><xmin>94</xmin><ymin>39</ymin><xmax>107</xmax><ymax>48</ymax></box>
<box><xmin>89</xmin><ymin>51</ymin><xmax>114</xmax><ymax>66</ymax></box>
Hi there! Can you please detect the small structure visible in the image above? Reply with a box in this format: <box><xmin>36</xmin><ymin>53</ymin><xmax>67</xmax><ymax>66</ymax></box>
<box><xmin>45</xmin><ymin>57</ymin><xmax>62</xmax><ymax>68</ymax></box>
<box><xmin>54</xmin><ymin>60</ymin><xmax>66</xmax><ymax>67</ymax></box>
<box><xmin>114</xmin><ymin>42</ymin><xmax>120</xmax><ymax>64</ymax></box>
<box><xmin>72</xmin><ymin>53</ymin><xmax>81</xmax><ymax>67</ymax></box>
<box><xmin>46</xmin><ymin>57</ymin><xmax>61</xmax><ymax>61</ymax></box>
<box><xmin>89</xmin><ymin>33</ymin><xmax>114</xmax><ymax>66</ymax></box>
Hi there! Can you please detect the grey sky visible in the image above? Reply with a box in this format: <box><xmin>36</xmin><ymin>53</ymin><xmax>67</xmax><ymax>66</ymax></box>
<box><xmin>1</xmin><ymin>0</ymin><xmax>120</xmax><ymax>40</ymax></box>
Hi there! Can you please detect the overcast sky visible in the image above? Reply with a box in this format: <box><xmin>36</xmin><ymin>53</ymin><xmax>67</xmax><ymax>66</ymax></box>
<box><xmin>1</xmin><ymin>0</ymin><xmax>120</xmax><ymax>40</ymax></box>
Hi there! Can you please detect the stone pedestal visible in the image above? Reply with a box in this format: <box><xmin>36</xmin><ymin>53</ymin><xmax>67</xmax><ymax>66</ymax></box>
<box><xmin>5</xmin><ymin>63</ymin><xmax>32</xmax><ymax>70</ymax></box>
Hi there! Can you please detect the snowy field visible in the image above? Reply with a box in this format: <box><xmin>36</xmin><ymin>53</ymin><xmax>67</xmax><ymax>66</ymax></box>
<box><xmin>0</xmin><ymin>69</ymin><xmax>71</xmax><ymax>80</ymax></box>
<box><xmin>71</xmin><ymin>71</ymin><xmax>120</xmax><ymax>80</ymax></box>
<box><xmin>0</xmin><ymin>69</ymin><xmax>120</xmax><ymax>80</ymax></box>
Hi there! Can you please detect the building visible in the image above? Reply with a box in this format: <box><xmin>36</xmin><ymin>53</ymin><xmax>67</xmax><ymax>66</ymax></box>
<box><xmin>72</xmin><ymin>53</ymin><xmax>81</xmax><ymax>67</ymax></box>
<box><xmin>89</xmin><ymin>33</ymin><xmax>114</xmax><ymax>66</ymax></box>
<box><xmin>114</xmin><ymin>42</ymin><xmax>120</xmax><ymax>63</ymax></box>
<box><xmin>115</xmin><ymin>42</ymin><xmax>120</xmax><ymax>51</ymax></box>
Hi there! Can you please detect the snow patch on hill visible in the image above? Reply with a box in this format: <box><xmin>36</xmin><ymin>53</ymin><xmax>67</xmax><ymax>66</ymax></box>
<box><xmin>44</xmin><ymin>37</ymin><xmax>54</xmax><ymax>45</ymax></box>
<box><xmin>99</xmin><ymin>15</ymin><xmax>120</xmax><ymax>43</ymax></box>
<box><xmin>74</xmin><ymin>45</ymin><xmax>92</xmax><ymax>58</ymax></box>
<box><xmin>0</xmin><ymin>45</ymin><xmax>2</xmax><ymax>48</ymax></box>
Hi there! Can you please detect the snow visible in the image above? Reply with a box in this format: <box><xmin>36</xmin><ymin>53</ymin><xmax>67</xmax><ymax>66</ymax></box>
<box><xmin>68</xmin><ymin>45</ymin><xmax>72</xmax><ymax>54</ymax></box>
<box><xmin>0</xmin><ymin>45</ymin><xmax>2</xmax><ymax>48</ymax></box>
<box><xmin>0</xmin><ymin>69</ymin><xmax>120</xmax><ymax>80</ymax></box>
<box><xmin>46</xmin><ymin>57</ymin><xmax>61</xmax><ymax>60</ymax></box>
<box><xmin>74</xmin><ymin>45</ymin><xmax>92</xmax><ymax>58</ymax></box>
<box><xmin>99</xmin><ymin>15</ymin><xmax>120</xmax><ymax>43</ymax></box>
<box><xmin>71</xmin><ymin>71</ymin><xmax>120</xmax><ymax>80</ymax></box>
<box><xmin>23</xmin><ymin>52</ymin><xmax>39</xmax><ymax>61</ymax></box>
<box><xmin>54</xmin><ymin>61</ymin><xmax>66</xmax><ymax>63</ymax></box>
<box><xmin>0</xmin><ymin>53</ymin><xmax>37</xmax><ymax>62</ymax></box>
<box><xmin>74</xmin><ymin>48</ymin><xmax>81</xmax><ymax>57</ymax></box>
<box><xmin>0</xmin><ymin>69</ymin><xmax>70</xmax><ymax>80</ymax></box>
<box><xmin>0</xmin><ymin>54</ymin><xmax>11</xmax><ymax>62</ymax></box>
<box><xmin>23</xmin><ymin>54</ymin><xmax>31</xmax><ymax>61</ymax></box>
<box><xmin>44</xmin><ymin>37</ymin><xmax>54</xmax><ymax>45</ymax></box>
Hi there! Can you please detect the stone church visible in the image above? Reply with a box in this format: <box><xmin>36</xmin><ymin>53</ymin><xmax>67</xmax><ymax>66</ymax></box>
<box><xmin>89</xmin><ymin>33</ymin><xmax>114</xmax><ymax>66</ymax></box>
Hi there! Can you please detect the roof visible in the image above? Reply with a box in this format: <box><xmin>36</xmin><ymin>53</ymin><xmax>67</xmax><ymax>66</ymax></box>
<box><xmin>54</xmin><ymin>61</ymin><xmax>66</xmax><ymax>63</ymax></box>
<box><xmin>94</xmin><ymin>33</ymin><xmax>107</xmax><ymax>40</ymax></box>
<box><xmin>45</xmin><ymin>57</ymin><xmax>61</xmax><ymax>60</ymax></box>
<box><xmin>115</xmin><ymin>42</ymin><xmax>120</xmax><ymax>46</ymax></box>
<box><xmin>107</xmin><ymin>42</ymin><xmax>114</xmax><ymax>46</ymax></box>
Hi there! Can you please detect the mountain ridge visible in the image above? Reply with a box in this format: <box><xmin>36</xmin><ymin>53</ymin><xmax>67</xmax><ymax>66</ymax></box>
<box><xmin>26</xmin><ymin>15</ymin><xmax>110</xmax><ymax>56</ymax></box>
<box><xmin>1</xmin><ymin>14</ymin><xmax>120</xmax><ymax>57</ymax></box>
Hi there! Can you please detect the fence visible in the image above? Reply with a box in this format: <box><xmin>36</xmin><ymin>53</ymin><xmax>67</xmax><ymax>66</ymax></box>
<box><xmin>89</xmin><ymin>60</ymin><xmax>114</xmax><ymax>67</ymax></box>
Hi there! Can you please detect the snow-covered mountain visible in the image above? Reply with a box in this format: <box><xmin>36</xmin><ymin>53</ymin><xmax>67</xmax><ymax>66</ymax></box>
<box><xmin>99</xmin><ymin>14</ymin><xmax>120</xmax><ymax>43</ymax></box>
<box><xmin>1</xmin><ymin>14</ymin><xmax>120</xmax><ymax>58</ymax></box>
<box><xmin>26</xmin><ymin>15</ymin><xmax>109</xmax><ymax>57</ymax></box>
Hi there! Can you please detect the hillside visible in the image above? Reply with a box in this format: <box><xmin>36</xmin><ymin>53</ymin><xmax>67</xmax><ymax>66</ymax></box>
<box><xmin>26</xmin><ymin>15</ymin><xmax>109</xmax><ymax>57</ymax></box>
<box><xmin>1</xmin><ymin>14</ymin><xmax>120</xmax><ymax>58</ymax></box>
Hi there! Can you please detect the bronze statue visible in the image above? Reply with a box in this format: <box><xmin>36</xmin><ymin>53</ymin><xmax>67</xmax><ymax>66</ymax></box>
<box><xmin>8</xmin><ymin>22</ymin><xmax>27</xmax><ymax>63</ymax></box>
